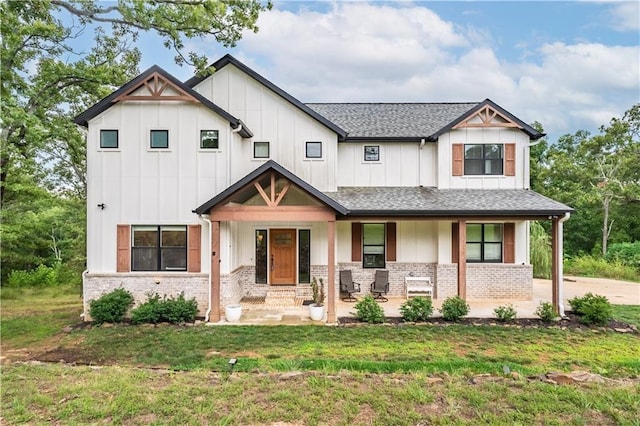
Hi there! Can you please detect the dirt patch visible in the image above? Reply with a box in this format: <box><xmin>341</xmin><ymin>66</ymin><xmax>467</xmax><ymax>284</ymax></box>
<box><xmin>338</xmin><ymin>313</ymin><xmax>638</xmax><ymax>333</ymax></box>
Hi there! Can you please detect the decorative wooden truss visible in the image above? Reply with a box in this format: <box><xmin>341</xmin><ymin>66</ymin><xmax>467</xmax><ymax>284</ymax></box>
<box><xmin>453</xmin><ymin>104</ymin><xmax>520</xmax><ymax>129</ymax></box>
<box><xmin>254</xmin><ymin>172</ymin><xmax>291</xmax><ymax>207</ymax></box>
<box><xmin>113</xmin><ymin>72</ymin><xmax>198</xmax><ymax>102</ymax></box>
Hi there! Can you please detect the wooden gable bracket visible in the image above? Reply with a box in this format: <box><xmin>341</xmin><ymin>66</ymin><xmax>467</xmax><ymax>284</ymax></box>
<box><xmin>253</xmin><ymin>172</ymin><xmax>291</xmax><ymax>207</ymax></box>
<box><xmin>113</xmin><ymin>72</ymin><xmax>198</xmax><ymax>102</ymax></box>
<box><xmin>453</xmin><ymin>105</ymin><xmax>520</xmax><ymax>129</ymax></box>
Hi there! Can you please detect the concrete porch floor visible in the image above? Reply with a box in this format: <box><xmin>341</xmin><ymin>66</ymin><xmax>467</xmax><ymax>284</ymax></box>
<box><xmin>212</xmin><ymin>276</ymin><xmax>639</xmax><ymax>325</ymax></box>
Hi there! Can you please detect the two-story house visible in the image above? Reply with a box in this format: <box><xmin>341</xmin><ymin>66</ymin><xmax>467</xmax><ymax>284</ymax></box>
<box><xmin>75</xmin><ymin>54</ymin><xmax>573</xmax><ymax>323</ymax></box>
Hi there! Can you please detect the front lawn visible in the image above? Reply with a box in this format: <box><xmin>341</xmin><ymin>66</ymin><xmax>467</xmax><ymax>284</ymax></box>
<box><xmin>2</xmin><ymin>285</ymin><xmax>639</xmax><ymax>425</ymax></box>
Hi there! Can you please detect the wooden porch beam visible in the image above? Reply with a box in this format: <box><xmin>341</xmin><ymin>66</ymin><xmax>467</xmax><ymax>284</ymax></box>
<box><xmin>327</xmin><ymin>220</ymin><xmax>336</xmax><ymax>323</ymax></box>
<box><xmin>457</xmin><ymin>219</ymin><xmax>467</xmax><ymax>300</ymax></box>
<box><xmin>551</xmin><ymin>218</ymin><xmax>559</xmax><ymax>314</ymax></box>
<box><xmin>210</xmin><ymin>221</ymin><xmax>221</xmax><ymax>322</ymax></box>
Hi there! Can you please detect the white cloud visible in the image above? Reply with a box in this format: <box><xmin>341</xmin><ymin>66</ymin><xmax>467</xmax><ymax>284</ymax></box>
<box><xmin>608</xmin><ymin>1</ymin><xmax>640</xmax><ymax>32</ymax></box>
<box><xmin>226</xmin><ymin>2</ymin><xmax>639</xmax><ymax>139</ymax></box>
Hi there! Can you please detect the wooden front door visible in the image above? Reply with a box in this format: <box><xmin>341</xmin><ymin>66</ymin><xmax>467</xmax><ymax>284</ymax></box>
<box><xmin>270</xmin><ymin>229</ymin><xmax>296</xmax><ymax>285</ymax></box>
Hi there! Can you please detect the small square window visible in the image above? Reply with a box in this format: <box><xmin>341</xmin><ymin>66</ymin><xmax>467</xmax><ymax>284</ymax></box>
<box><xmin>100</xmin><ymin>130</ymin><xmax>118</xmax><ymax>149</ymax></box>
<box><xmin>254</xmin><ymin>141</ymin><xmax>270</xmax><ymax>158</ymax></box>
<box><xmin>150</xmin><ymin>130</ymin><xmax>169</xmax><ymax>149</ymax></box>
<box><xmin>200</xmin><ymin>130</ymin><xmax>219</xmax><ymax>149</ymax></box>
<box><xmin>305</xmin><ymin>141</ymin><xmax>322</xmax><ymax>159</ymax></box>
<box><xmin>364</xmin><ymin>145</ymin><xmax>380</xmax><ymax>161</ymax></box>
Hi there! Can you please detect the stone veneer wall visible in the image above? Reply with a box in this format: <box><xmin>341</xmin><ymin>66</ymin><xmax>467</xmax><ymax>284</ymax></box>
<box><xmin>83</xmin><ymin>273</ymin><xmax>209</xmax><ymax>320</ymax></box>
<box><xmin>434</xmin><ymin>264</ymin><xmax>533</xmax><ymax>300</ymax></box>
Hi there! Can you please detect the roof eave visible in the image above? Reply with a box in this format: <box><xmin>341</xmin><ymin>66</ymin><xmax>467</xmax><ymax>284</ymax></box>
<box><xmin>185</xmin><ymin>54</ymin><xmax>348</xmax><ymax>140</ymax></box>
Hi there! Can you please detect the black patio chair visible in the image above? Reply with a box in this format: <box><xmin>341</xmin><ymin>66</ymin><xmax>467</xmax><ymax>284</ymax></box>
<box><xmin>371</xmin><ymin>270</ymin><xmax>390</xmax><ymax>302</ymax></box>
<box><xmin>339</xmin><ymin>270</ymin><xmax>361</xmax><ymax>302</ymax></box>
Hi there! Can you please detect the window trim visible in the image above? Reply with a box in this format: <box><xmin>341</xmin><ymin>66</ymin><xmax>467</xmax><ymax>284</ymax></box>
<box><xmin>466</xmin><ymin>223</ymin><xmax>503</xmax><ymax>263</ymax></box>
<box><xmin>305</xmin><ymin>141</ymin><xmax>323</xmax><ymax>159</ymax></box>
<box><xmin>150</xmin><ymin>129</ymin><xmax>169</xmax><ymax>149</ymax></box>
<box><xmin>100</xmin><ymin>129</ymin><xmax>119</xmax><ymax>149</ymax></box>
<box><xmin>362</xmin><ymin>223</ymin><xmax>385</xmax><ymax>269</ymax></box>
<box><xmin>131</xmin><ymin>225</ymin><xmax>187</xmax><ymax>271</ymax></box>
<box><xmin>463</xmin><ymin>144</ymin><xmax>503</xmax><ymax>176</ymax></box>
<box><xmin>363</xmin><ymin>145</ymin><xmax>380</xmax><ymax>162</ymax></box>
<box><xmin>253</xmin><ymin>141</ymin><xmax>270</xmax><ymax>159</ymax></box>
<box><xmin>200</xmin><ymin>129</ymin><xmax>220</xmax><ymax>150</ymax></box>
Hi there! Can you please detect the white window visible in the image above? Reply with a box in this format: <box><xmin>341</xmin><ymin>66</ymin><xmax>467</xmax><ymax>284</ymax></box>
<box><xmin>305</xmin><ymin>141</ymin><xmax>322</xmax><ymax>159</ymax></box>
<box><xmin>254</xmin><ymin>141</ymin><xmax>270</xmax><ymax>159</ymax></box>
<box><xmin>364</xmin><ymin>145</ymin><xmax>380</xmax><ymax>162</ymax></box>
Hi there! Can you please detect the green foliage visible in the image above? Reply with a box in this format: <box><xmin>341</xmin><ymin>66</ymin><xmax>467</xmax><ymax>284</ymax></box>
<box><xmin>311</xmin><ymin>277</ymin><xmax>325</xmax><ymax>306</ymax></box>
<box><xmin>565</xmin><ymin>255</ymin><xmax>639</xmax><ymax>282</ymax></box>
<box><xmin>535</xmin><ymin>301</ymin><xmax>558</xmax><ymax>322</ymax></box>
<box><xmin>530</xmin><ymin>221</ymin><xmax>551</xmax><ymax>279</ymax></box>
<box><xmin>399</xmin><ymin>297</ymin><xmax>433</xmax><ymax>322</ymax></box>
<box><xmin>131</xmin><ymin>292</ymin><xmax>198</xmax><ymax>324</ymax></box>
<box><xmin>605</xmin><ymin>242</ymin><xmax>640</xmax><ymax>270</ymax></box>
<box><xmin>568</xmin><ymin>293</ymin><xmax>613</xmax><ymax>326</ymax></box>
<box><xmin>6</xmin><ymin>263</ymin><xmax>81</xmax><ymax>287</ymax></box>
<box><xmin>353</xmin><ymin>295</ymin><xmax>385</xmax><ymax>324</ymax></box>
<box><xmin>493</xmin><ymin>304</ymin><xmax>517</xmax><ymax>322</ymax></box>
<box><xmin>532</xmin><ymin>106</ymin><xmax>640</xmax><ymax>257</ymax></box>
<box><xmin>439</xmin><ymin>296</ymin><xmax>470</xmax><ymax>322</ymax></box>
<box><xmin>89</xmin><ymin>288</ymin><xmax>134</xmax><ymax>325</ymax></box>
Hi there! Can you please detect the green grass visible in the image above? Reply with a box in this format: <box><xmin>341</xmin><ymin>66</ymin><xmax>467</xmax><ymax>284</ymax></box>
<box><xmin>2</xmin><ymin>364</ymin><xmax>638</xmax><ymax>425</ymax></box>
<box><xmin>611</xmin><ymin>305</ymin><xmax>640</xmax><ymax>328</ymax></box>
<box><xmin>565</xmin><ymin>256</ymin><xmax>640</xmax><ymax>282</ymax></box>
<box><xmin>2</xmin><ymin>285</ymin><xmax>640</xmax><ymax>424</ymax></box>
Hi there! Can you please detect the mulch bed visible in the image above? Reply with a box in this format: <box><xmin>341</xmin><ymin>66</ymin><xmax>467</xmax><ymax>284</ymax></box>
<box><xmin>338</xmin><ymin>312</ymin><xmax>638</xmax><ymax>333</ymax></box>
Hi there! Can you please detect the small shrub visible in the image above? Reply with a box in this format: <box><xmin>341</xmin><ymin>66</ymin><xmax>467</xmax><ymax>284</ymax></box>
<box><xmin>162</xmin><ymin>293</ymin><xmax>198</xmax><ymax>323</ymax></box>
<box><xmin>7</xmin><ymin>265</ymin><xmax>57</xmax><ymax>287</ymax></box>
<box><xmin>311</xmin><ymin>277</ymin><xmax>325</xmax><ymax>306</ymax></box>
<box><xmin>494</xmin><ymin>304</ymin><xmax>517</xmax><ymax>322</ymax></box>
<box><xmin>131</xmin><ymin>292</ymin><xmax>198</xmax><ymax>324</ymax></box>
<box><xmin>400</xmin><ymin>297</ymin><xmax>433</xmax><ymax>322</ymax></box>
<box><xmin>353</xmin><ymin>295</ymin><xmax>385</xmax><ymax>324</ymax></box>
<box><xmin>131</xmin><ymin>293</ymin><xmax>163</xmax><ymax>324</ymax></box>
<box><xmin>568</xmin><ymin>293</ymin><xmax>612</xmax><ymax>326</ymax></box>
<box><xmin>89</xmin><ymin>288</ymin><xmax>134</xmax><ymax>324</ymax></box>
<box><xmin>535</xmin><ymin>301</ymin><xmax>557</xmax><ymax>322</ymax></box>
<box><xmin>440</xmin><ymin>296</ymin><xmax>469</xmax><ymax>322</ymax></box>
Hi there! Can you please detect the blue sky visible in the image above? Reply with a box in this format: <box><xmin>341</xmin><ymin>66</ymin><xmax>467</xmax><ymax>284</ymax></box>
<box><xmin>121</xmin><ymin>1</ymin><xmax>640</xmax><ymax>141</ymax></box>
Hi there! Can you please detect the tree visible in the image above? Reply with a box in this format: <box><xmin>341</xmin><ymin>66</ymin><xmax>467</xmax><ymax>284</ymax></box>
<box><xmin>1</xmin><ymin>0</ymin><xmax>270</xmax><ymax>281</ymax></box>
<box><xmin>534</xmin><ymin>105</ymin><xmax>640</xmax><ymax>256</ymax></box>
<box><xmin>1</xmin><ymin>0</ymin><xmax>270</xmax><ymax>203</ymax></box>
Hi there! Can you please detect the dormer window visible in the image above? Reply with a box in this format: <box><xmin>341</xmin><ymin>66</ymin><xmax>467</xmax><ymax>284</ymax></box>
<box><xmin>464</xmin><ymin>144</ymin><xmax>503</xmax><ymax>175</ymax></box>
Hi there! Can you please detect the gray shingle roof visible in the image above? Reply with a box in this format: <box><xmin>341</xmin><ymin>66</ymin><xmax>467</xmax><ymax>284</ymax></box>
<box><xmin>323</xmin><ymin>187</ymin><xmax>573</xmax><ymax>216</ymax></box>
<box><xmin>306</xmin><ymin>103</ymin><xmax>478</xmax><ymax>139</ymax></box>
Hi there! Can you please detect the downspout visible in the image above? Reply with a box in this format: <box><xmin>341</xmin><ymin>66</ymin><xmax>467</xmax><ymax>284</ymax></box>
<box><xmin>199</xmin><ymin>214</ymin><xmax>213</xmax><ymax>322</ymax></box>
<box><xmin>229</xmin><ymin>123</ymin><xmax>243</xmax><ymax>191</ymax></box>
<box><xmin>81</xmin><ymin>269</ymin><xmax>88</xmax><ymax>319</ymax></box>
<box><xmin>418</xmin><ymin>138</ymin><xmax>426</xmax><ymax>186</ymax></box>
<box><xmin>557</xmin><ymin>212</ymin><xmax>571</xmax><ymax>317</ymax></box>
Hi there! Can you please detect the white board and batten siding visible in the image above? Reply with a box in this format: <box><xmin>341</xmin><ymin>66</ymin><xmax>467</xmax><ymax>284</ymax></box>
<box><xmin>86</xmin><ymin>100</ymin><xmax>236</xmax><ymax>272</ymax></box>
<box><xmin>337</xmin><ymin>142</ymin><xmax>437</xmax><ymax>187</ymax></box>
<box><xmin>191</xmin><ymin>64</ymin><xmax>340</xmax><ymax>192</ymax></box>
<box><xmin>437</xmin><ymin>128</ymin><xmax>531</xmax><ymax>189</ymax></box>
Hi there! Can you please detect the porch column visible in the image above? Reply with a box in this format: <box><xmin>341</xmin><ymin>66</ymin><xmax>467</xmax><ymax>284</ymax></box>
<box><xmin>327</xmin><ymin>219</ymin><xmax>336</xmax><ymax>323</ymax></box>
<box><xmin>210</xmin><ymin>221</ymin><xmax>221</xmax><ymax>322</ymax></box>
<box><xmin>551</xmin><ymin>218</ymin><xmax>560</xmax><ymax>315</ymax></box>
<box><xmin>457</xmin><ymin>219</ymin><xmax>467</xmax><ymax>299</ymax></box>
